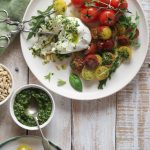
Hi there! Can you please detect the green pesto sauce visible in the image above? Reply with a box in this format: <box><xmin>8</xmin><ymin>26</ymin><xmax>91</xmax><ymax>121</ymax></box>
<box><xmin>71</xmin><ymin>33</ymin><xmax>79</xmax><ymax>44</ymax></box>
<box><xmin>14</xmin><ymin>88</ymin><xmax>52</xmax><ymax>127</ymax></box>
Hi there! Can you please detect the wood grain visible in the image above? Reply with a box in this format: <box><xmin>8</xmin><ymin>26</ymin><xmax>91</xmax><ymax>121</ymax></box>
<box><xmin>28</xmin><ymin>72</ymin><xmax>72</xmax><ymax>150</ymax></box>
<box><xmin>72</xmin><ymin>96</ymin><xmax>116</xmax><ymax>150</ymax></box>
<box><xmin>0</xmin><ymin>37</ymin><xmax>28</xmax><ymax>142</ymax></box>
<box><xmin>116</xmin><ymin>0</ymin><xmax>150</xmax><ymax>149</ymax></box>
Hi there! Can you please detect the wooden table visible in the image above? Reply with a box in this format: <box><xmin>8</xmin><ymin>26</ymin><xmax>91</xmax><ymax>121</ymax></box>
<box><xmin>0</xmin><ymin>0</ymin><xmax>150</xmax><ymax>149</ymax></box>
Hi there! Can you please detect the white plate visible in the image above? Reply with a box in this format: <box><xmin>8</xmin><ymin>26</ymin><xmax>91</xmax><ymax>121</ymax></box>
<box><xmin>0</xmin><ymin>136</ymin><xmax>59</xmax><ymax>150</ymax></box>
<box><xmin>20</xmin><ymin>0</ymin><xmax>149</xmax><ymax>100</ymax></box>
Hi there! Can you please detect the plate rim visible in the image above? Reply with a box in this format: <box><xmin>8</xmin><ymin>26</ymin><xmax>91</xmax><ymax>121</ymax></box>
<box><xmin>20</xmin><ymin>0</ymin><xmax>149</xmax><ymax>100</ymax></box>
<box><xmin>0</xmin><ymin>135</ymin><xmax>41</xmax><ymax>148</ymax></box>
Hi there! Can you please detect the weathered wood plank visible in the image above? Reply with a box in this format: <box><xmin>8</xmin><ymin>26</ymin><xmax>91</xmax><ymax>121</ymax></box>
<box><xmin>72</xmin><ymin>96</ymin><xmax>116</xmax><ymax>150</ymax></box>
<box><xmin>28</xmin><ymin>72</ymin><xmax>72</xmax><ymax>150</ymax></box>
<box><xmin>116</xmin><ymin>0</ymin><xmax>150</xmax><ymax>149</ymax></box>
<box><xmin>0</xmin><ymin>37</ymin><xmax>28</xmax><ymax>143</ymax></box>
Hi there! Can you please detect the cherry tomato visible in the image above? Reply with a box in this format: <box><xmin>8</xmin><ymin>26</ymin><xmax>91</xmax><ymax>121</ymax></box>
<box><xmin>118</xmin><ymin>35</ymin><xmax>130</xmax><ymax>46</ymax></box>
<box><xmin>97</xmin><ymin>0</ymin><xmax>110</xmax><ymax>7</ymax></box>
<box><xmin>84</xmin><ymin>54</ymin><xmax>99</xmax><ymax>70</ymax></box>
<box><xmin>85</xmin><ymin>43</ymin><xmax>97</xmax><ymax>55</ymax></box>
<box><xmin>71</xmin><ymin>0</ymin><xmax>84</xmax><ymax>7</ymax></box>
<box><xmin>103</xmin><ymin>39</ymin><xmax>115</xmax><ymax>51</ymax></box>
<box><xmin>99</xmin><ymin>10</ymin><xmax>116</xmax><ymax>26</ymax></box>
<box><xmin>97</xmin><ymin>40</ymin><xmax>105</xmax><ymax>53</ymax></box>
<box><xmin>71</xmin><ymin>57</ymin><xmax>85</xmax><ymax>73</ymax></box>
<box><xmin>110</xmin><ymin>0</ymin><xmax>128</xmax><ymax>9</ymax></box>
<box><xmin>80</xmin><ymin>7</ymin><xmax>98</xmax><ymax>23</ymax></box>
<box><xmin>134</xmin><ymin>29</ymin><xmax>139</xmax><ymax>39</ymax></box>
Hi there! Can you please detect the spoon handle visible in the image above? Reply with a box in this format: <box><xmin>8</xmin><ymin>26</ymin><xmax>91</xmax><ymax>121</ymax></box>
<box><xmin>34</xmin><ymin>116</ymin><xmax>45</xmax><ymax>138</ymax></box>
<box><xmin>34</xmin><ymin>117</ymin><xmax>62</xmax><ymax>150</ymax></box>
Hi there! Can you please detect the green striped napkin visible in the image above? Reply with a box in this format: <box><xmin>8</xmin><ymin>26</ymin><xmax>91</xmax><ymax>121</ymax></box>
<box><xmin>0</xmin><ymin>0</ymin><xmax>30</xmax><ymax>54</ymax></box>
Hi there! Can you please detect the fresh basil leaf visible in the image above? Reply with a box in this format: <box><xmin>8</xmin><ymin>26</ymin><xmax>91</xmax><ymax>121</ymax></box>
<box><xmin>69</xmin><ymin>73</ymin><xmax>83</xmax><ymax>92</ymax></box>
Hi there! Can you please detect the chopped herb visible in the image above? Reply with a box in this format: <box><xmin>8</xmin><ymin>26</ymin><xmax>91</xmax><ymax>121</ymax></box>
<box><xmin>44</xmin><ymin>72</ymin><xmax>54</xmax><ymax>82</ymax></box>
<box><xmin>57</xmin><ymin>79</ymin><xmax>66</xmax><ymax>86</ymax></box>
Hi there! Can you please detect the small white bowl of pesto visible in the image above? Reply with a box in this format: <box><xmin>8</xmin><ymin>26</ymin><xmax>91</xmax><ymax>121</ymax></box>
<box><xmin>10</xmin><ymin>84</ymin><xmax>55</xmax><ymax>130</ymax></box>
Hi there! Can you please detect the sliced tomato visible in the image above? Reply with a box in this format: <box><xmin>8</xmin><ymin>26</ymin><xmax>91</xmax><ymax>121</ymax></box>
<box><xmin>80</xmin><ymin>7</ymin><xmax>98</xmax><ymax>23</ymax></box>
<box><xmin>99</xmin><ymin>10</ymin><xmax>116</xmax><ymax>26</ymax></box>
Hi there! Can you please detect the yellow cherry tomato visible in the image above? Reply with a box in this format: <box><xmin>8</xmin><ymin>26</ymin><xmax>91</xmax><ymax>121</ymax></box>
<box><xmin>96</xmin><ymin>55</ymin><xmax>102</xmax><ymax>65</ymax></box>
<box><xmin>17</xmin><ymin>145</ymin><xmax>32</xmax><ymax>150</ymax></box>
<box><xmin>116</xmin><ymin>24</ymin><xmax>126</xmax><ymax>35</ymax></box>
<box><xmin>81</xmin><ymin>67</ymin><xmax>95</xmax><ymax>81</ymax></box>
<box><xmin>95</xmin><ymin>66</ymin><xmax>109</xmax><ymax>81</ymax></box>
<box><xmin>117</xmin><ymin>46</ymin><xmax>132</xmax><ymax>59</ymax></box>
<box><xmin>53</xmin><ymin>0</ymin><xmax>67</xmax><ymax>14</ymax></box>
<box><xmin>99</xmin><ymin>26</ymin><xmax>112</xmax><ymax>40</ymax></box>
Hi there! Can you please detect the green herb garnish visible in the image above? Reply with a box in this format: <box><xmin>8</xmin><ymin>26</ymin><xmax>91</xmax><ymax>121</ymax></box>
<box><xmin>98</xmin><ymin>55</ymin><xmax>122</xmax><ymax>89</ymax></box>
<box><xmin>27</xmin><ymin>5</ymin><xmax>54</xmax><ymax>40</ymax></box>
<box><xmin>57</xmin><ymin>79</ymin><xmax>66</xmax><ymax>86</ymax></box>
<box><xmin>44</xmin><ymin>72</ymin><xmax>54</xmax><ymax>82</ymax></box>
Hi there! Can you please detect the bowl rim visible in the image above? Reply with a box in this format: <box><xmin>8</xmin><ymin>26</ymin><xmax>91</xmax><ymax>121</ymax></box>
<box><xmin>10</xmin><ymin>84</ymin><xmax>55</xmax><ymax>130</ymax></box>
<box><xmin>0</xmin><ymin>64</ymin><xmax>14</xmax><ymax>106</ymax></box>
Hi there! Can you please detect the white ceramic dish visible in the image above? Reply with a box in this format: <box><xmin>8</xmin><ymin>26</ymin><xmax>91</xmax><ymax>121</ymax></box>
<box><xmin>20</xmin><ymin>0</ymin><xmax>149</xmax><ymax>100</ymax></box>
<box><xmin>0</xmin><ymin>135</ymin><xmax>59</xmax><ymax>150</ymax></box>
<box><xmin>10</xmin><ymin>84</ymin><xmax>55</xmax><ymax>130</ymax></box>
<box><xmin>0</xmin><ymin>64</ymin><xmax>14</xmax><ymax>106</ymax></box>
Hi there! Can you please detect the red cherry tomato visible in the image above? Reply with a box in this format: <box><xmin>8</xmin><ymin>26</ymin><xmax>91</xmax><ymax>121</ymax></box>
<box><xmin>99</xmin><ymin>10</ymin><xmax>116</xmax><ymax>26</ymax></box>
<box><xmin>85</xmin><ymin>43</ymin><xmax>97</xmax><ymax>55</ymax></box>
<box><xmin>80</xmin><ymin>7</ymin><xmax>98</xmax><ymax>23</ymax></box>
<box><xmin>110</xmin><ymin>0</ymin><xmax>128</xmax><ymax>9</ymax></box>
<box><xmin>84</xmin><ymin>54</ymin><xmax>99</xmax><ymax>70</ymax></box>
<box><xmin>71</xmin><ymin>0</ymin><xmax>84</xmax><ymax>7</ymax></box>
<box><xmin>98</xmin><ymin>0</ymin><xmax>110</xmax><ymax>7</ymax></box>
<box><xmin>134</xmin><ymin>29</ymin><xmax>139</xmax><ymax>39</ymax></box>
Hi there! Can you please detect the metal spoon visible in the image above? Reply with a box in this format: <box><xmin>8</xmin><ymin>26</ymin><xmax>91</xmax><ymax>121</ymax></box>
<box><xmin>25</xmin><ymin>98</ymin><xmax>61</xmax><ymax>150</ymax></box>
